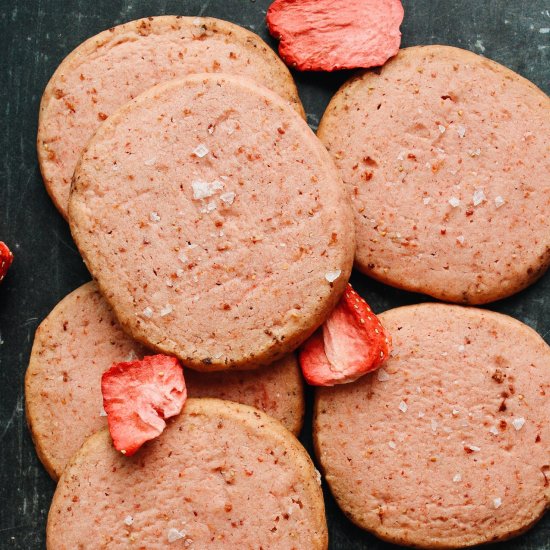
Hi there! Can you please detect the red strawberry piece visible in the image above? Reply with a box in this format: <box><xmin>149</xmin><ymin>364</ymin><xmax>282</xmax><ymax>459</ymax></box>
<box><xmin>267</xmin><ymin>0</ymin><xmax>404</xmax><ymax>71</ymax></box>
<box><xmin>299</xmin><ymin>284</ymin><xmax>391</xmax><ymax>386</ymax></box>
<box><xmin>101</xmin><ymin>355</ymin><xmax>186</xmax><ymax>456</ymax></box>
<box><xmin>0</xmin><ymin>242</ymin><xmax>13</xmax><ymax>283</ymax></box>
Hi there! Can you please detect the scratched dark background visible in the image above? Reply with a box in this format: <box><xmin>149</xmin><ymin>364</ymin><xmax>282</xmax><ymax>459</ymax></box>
<box><xmin>0</xmin><ymin>0</ymin><xmax>548</xmax><ymax>548</ymax></box>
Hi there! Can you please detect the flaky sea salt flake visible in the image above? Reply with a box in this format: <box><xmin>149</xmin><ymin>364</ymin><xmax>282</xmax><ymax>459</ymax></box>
<box><xmin>200</xmin><ymin>200</ymin><xmax>217</xmax><ymax>214</ymax></box>
<box><xmin>377</xmin><ymin>368</ymin><xmax>390</xmax><ymax>382</ymax></box>
<box><xmin>142</xmin><ymin>307</ymin><xmax>153</xmax><ymax>318</ymax></box>
<box><xmin>325</xmin><ymin>270</ymin><xmax>342</xmax><ymax>283</ymax></box>
<box><xmin>472</xmin><ymin>188</ymin><xmax>486</xmax><ymax>206</ymax></box>
<box><xmin>456</xmin><ymin>125</ymin><xmax>466</xmax><ymax>138</ymax></box>
<box><xmin>150</xmin><ymin>212</ymin><xmax>161</xmax><ymax>223</ymax></box>
<box><xmin>512</xmin><ymin>417</ymin><xmax>525</xmax><ymax>431</ymax></box>
<box><xmin>399</xmin><ymin>401</ymin><xmax>408</xmax><ymax>413</ymax></box>
<box><xmin>314</xmin><ymin>468</ymin><xmax>322</xmax><ymax>486</ymax></box>
<box><xmin>144</xmin><ymin>157</ymin><xmax>156</xmax><ymax>166</ymax></box>
<box><xmin>192</xmin><ymin>179</ymin><xmax>223</xmax><ymax>200</ymax></box>
<box><xmin>494</xmin><ymin>195</ymin><xmax>505</xmax><ymax>208</ymax></box>
<box><xmin>193</xmin><ymin>144</ymin><xmax>209</xmax><ymax>158</ymax></box>
<box><xmin>160</xmin><ymin>304</ymin><xmax>173</xmax><ymax>317</ymax></box>
<box><xmin>453</xmin><ymin>473</ymin><xmax>462</xmax><ymax>483</ymax></box>
<box><xmin>124</xmin><ymin>515</ymin><xmax>134</xmax><ymax>526</ymax></box>
<box><xmin>100</xmin><ymin>407</ymin><xmax>108</xmax><ymax>417</ymax></box>
<box><xmin>423</xmin><ymin>197</ymin><xmax>431</xmax><ymax>205</ymax></box>
<box><xmin>388</xmin><ymin>441</ymin><xmax>397</xmax><ymax>449</ymax></box>
<box><xmin>493</xmin><ymin>497</ymin><xmax>502</xmax><ymax>509</ymax></box>
<box><xmin>220</xmin><ymin>192</ymin><xmax>236</xmax><ymax>205</ymax></box>
<box><xmin>448</xmin><ymin>196</ymin><xmax>460</xmax><ymax>207</ymax></box>
<box><xmin>167</xmin><ymin>528</ymin><xmax>186</xmax><ymax>543</ymax></box>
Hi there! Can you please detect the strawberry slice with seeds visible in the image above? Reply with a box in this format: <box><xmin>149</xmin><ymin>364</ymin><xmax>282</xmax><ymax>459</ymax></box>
<box><xmin>267</xmin><ymin>0</ymin><xmax>404</xmax><ymax>71</ymax></box>
<box><xmin>299</xmin><ymin>284</ymin><xmax>391</xmax><ymax>385</ymax></box>
<box><xmin>0</xmin><ymin>242</ymin><xmax>13</xmax><ymax>283</ymax></box>
<box><xmin>101</xmin><ymin>355</ymin><xmax>186</xmax><ymax>456</ymax></box>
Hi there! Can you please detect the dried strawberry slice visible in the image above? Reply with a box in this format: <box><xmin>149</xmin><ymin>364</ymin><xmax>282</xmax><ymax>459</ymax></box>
<box><xmin>101</xmin><ymin>355</ymin><xmax>186</xmax><ymax>456</ymax></box>
<box><xmin>267</xmin><ymin>0</ymin><xmax>404</xmax><ymax>71</ymax></box>
<box><xmin>299</xmin><ymin>284</ymin><xmax>391</xmax><ymax>385</ymax></box>
<box><xmin>0</xmin><ymin>242</ymin><xmax>13</xmax><ymax>283</ymax></box>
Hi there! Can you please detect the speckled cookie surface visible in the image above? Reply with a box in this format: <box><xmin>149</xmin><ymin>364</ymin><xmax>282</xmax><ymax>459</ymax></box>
<box><xmin>25</xmin><ymin>282</ymin><xmax>305</xmax><ymax>480</ymax></box>
<box><xmin>314</xmin><ymin>304</ymin><xmax>549</xmax><ymax>548</ymax></box>
<box><xmin>68</xmin><ymin>74</ymin><xmax>354</xmax><ymax>371</ymax></box>
<box><xmin>318</xmin><ymin>45</ymin><xmax>550</xmax><ymax>304</ymax></box>
<box><xmin>184</xmin><ymin>355</ymin><xmax>304</xmax><ymax>436</ymax></box>
<box><xmin>47</xmin><ymin>399</ymin><xmax>327</xmax><ymax>549</ymax></box>
<box><xmin>38</xmin><ymin>15</ymin><xmax>304</xmax><ymax>219</ymax></box>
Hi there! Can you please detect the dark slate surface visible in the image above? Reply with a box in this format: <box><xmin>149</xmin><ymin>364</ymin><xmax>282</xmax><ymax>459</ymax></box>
<box><xmin>0</xmin><ymin>0</ymin><xmax>548</xmax><ymax>548</ymax></box>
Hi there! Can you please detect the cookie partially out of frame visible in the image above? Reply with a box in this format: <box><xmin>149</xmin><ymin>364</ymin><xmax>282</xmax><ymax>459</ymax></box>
<box><xmin>318</xmin><ymin>45</ymin><xmax>550</xmax><ymax>304</ymax></box>
<box><xmin>25</xmin><ymin>282</ymin><xmax>305</xmax><ymax>480</ymax></box>
<box><xmin>314</xmin><ymin>303</ymin><xmax>549</xmax><ymax>548</ymax></box>
<box><xmin>68</xmin><ymin>73</ymin><xmax>354</xmax><ymax>371</ymax></box>
<box><xmin>38</xmin><ymin>15</ymin><xmax>305</xmax><ymax>219</ymax></box>
<box><xmin>47</xmin><ymin>399</ymin><xmax>328</xmax><ymax>549</ymax></box>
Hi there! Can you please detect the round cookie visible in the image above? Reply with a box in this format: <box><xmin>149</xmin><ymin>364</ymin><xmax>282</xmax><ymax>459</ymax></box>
<box><xmin>38</xmin><ymin>15</ymin><xmax>305</xmax><ymax>219</ymax></box>
<box><xmin>25</xmin><ymin>282</ymin><xmax>305</xmax><ymax>480</ymax></box>
<box><xmin>318</xmin><ymin>45</ymin><xmax>550</xmax><ymax>304</ymax></box>
<box><xmin>47</xmin><ymin>398</ymin><xmax>328</xmax><ymax>549</ymax></box>
<box><xmin>68</xmin><ymin>73</ymin><xmax>354</xmax><ymax>371</ymax></box>
<box><xmin>314</xmin><ymin>303</ymin><xmax>550</xmax><ymax>548</ymax></box>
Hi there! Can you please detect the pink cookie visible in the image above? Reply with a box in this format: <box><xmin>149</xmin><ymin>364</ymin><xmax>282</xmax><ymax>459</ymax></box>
<box><xmin>26</xmin><ymin>282</ymin><xmax>305</xmax><ymax>480</ymax></box>
<box><xmin>68</xmin><ymin>73</ymin><xmax>354</xmax><ymax>371</ymax></box>
<box><xmin>314</xmin><ymin>303</ymin><xmax>550</xmax><ymax>547</ymax></box>
<box><xmin>38</xmin><ymin>16</ymin><xmax>304</xmax><ymax>219</ymax></box>
<box><xmin>47</xmin><ymin>399</ymin><xmax>328</xmax><ymax>549</ymax></box>
<box><xmin>318</xmin><ymin>45</ymin><xmax>550</xmax><ymax>304</ymax></box>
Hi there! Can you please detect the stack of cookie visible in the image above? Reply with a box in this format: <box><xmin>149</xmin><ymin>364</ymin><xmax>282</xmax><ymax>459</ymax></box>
<box><xmin>28</xmin><ymin>15</ymin><xmax>548</xmax><ymax>549</ymax></box>
<box><xmin>31</xmin><ymin>16</ymin><xmax>352</xmax><ymax>548</ymax></box>
<box><xmin>314</xmin><ymin>45</ymin><xmax>549</xmax><ymax>547</ymax></box>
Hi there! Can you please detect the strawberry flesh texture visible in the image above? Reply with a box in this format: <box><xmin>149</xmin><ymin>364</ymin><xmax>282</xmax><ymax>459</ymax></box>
<box><xmin>101</xmin><ymin>355</ymin><xmax>186</xmax><ymax>456</ymax></box>
<box><xmin>300</xmin><ymin>284</ymin><xmax>391</xmax><ymax>386</ymax></box>
<box><xmin>267</xmin><ymin>0</ymin><xmax>404</xmax><ymax>71</ymax></box>
<box><xmin>0</xmin><ymin>242</ymin><xmax>13</xmax><ymax>283</ymax></box>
